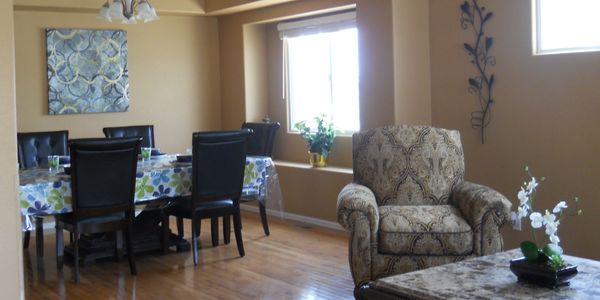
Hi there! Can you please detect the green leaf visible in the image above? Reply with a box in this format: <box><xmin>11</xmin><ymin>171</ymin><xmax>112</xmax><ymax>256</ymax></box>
<box><xmin>520</xmin><ymin>241</ymin><xmax>539</xmax><ymax>261</ymax></box>
<box><xmin>20</xmin><ymin>200</ymin><xmax>30</xmax><ymax>209</ymax></box>
<box><xmin>542</xmin><ymin>243</ymin><xmax>562</xmax><ymax>257</ymax></box>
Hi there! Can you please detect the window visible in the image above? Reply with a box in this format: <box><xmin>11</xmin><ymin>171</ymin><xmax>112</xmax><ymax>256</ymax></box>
<box><xmin>278</xmin><ymin>12</ymin><xmax>360</xmax><ymax>134</ymax></box>
<box><xmin>534</xmin><ymin>0</ymin><xmax>600</xmax><ymax>55</ymax></box>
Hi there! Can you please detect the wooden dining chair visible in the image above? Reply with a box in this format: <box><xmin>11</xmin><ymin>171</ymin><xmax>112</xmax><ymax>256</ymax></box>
<box><xmin>163</xmin><ymin>130</ymin><xmax>251</xmax><ymax>265</ymax></box>
<box><xmin>55</xmin><ymin>137</ymin><xmax>140</xmax><ymax>283</ymax></box>
<box><xmin>17</xmin><ymin>130</ymin><xmax>69</xmax><ymax>256</ymax></box>
<box><xmin>102</xmin><ymin>125</ymin><xmax>155</xmax><ymax>148</ymax></box>
<box><xmin>214</xmin><ymin>122</ymin><xmax>281</xmax><ymax>245</ymax></box>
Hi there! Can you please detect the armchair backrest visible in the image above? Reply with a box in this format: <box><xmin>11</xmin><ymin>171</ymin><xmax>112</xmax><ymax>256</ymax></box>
<box><xmin>352</xmin><ymin>125</ymin><xmax>464</xmax><ymax>206</ymax></box>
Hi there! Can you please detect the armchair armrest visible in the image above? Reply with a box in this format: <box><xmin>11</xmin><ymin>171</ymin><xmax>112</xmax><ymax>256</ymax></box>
<box><xmin>337</xmin><ymin>183</ymin><xmax>379</xmax><ymax>233</ymax></box>
<box><xmin>451</xmin><ymin>181</ymin><xmax>512</xmax><ymax>255</ymax></box>
<box><xmin>337</xmin><ymin>183</ymin><xmax>380</xmax><ymax>286</ymax></box>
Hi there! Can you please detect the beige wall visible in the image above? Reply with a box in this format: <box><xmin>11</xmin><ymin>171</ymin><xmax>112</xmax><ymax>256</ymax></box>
<box><xmin>356</xmin><ymin>0</ymin><xmax>395</xmax><ymax>129</ymax></box>
<box><xmin>392</xmin><ymin>0</ymin><xmax>431</xmax><ymax>125</ymax></box>
<box><xmin>243</xmin><ymin>24</ymin><xmax>269</xmax><ymax>122</ymax></box>
<box><xmin>14</xmin><ymin>9</ymin><xmax>221</xmax><ymax>154</ymax></box>
<box><xmin>430</xmin><ymin>0</ymin><xmax>600</xmax><ymax>259</ymax></box>
<box><xmin>0</xmin><ymin>1</ymin><xmax>25</xmax><ymax>299</ymax></box>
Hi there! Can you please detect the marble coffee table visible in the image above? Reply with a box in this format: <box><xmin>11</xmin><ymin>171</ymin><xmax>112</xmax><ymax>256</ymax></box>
<box><xmin>358</xmin><ymin>249</ymin><xmax>600</xmax><ymax>300</ymax></box>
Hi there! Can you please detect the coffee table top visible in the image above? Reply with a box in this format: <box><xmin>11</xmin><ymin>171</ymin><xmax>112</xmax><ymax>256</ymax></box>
<box><xmin>370</xmin><ymin>249</ymin><xmax>600</xmax><ymax>300</ymax></box>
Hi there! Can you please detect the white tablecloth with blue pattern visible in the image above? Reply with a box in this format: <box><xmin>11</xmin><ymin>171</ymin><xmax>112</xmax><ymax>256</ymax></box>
<box><xmin>19</xmin><ymin>155</ymin><xmax>278</xmax><ymax>230</ymax></box>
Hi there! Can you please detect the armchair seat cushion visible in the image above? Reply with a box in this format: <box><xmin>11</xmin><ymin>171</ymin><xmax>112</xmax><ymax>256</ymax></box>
<box><xmin>378</xmin><ymin>205</ymin><xmax>473</xmax><ymax>256</ymax></box>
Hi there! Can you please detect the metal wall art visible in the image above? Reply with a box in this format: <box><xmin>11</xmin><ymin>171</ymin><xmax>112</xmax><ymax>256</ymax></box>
<box><xmin>460</xmin><ymin>0</ymin><xmax>496</xmax><ymax>144</ymax></box>
<box><xmin>46</xmin><ymin>28</ymin><xmax>129</xmax><ymax>115</ymax></box>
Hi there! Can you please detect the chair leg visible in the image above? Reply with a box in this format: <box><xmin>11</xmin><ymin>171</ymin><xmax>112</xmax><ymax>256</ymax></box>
<box><xmin>223</xmin><ymin>215</ymin><xmax>231</xmax><ymax>245</ymax></box>
<box><xmin>55</xmin><ymin>220</ymin><xmax>64</xmax><ymax>270</ymax></box>
<box><xmin>211</xmin><ymin>217</ymin><xmax>219</xmax><ymax>247</ymax></box>
<box><xmin>35</xmin><ymin>216</ymin><xmax>44</xmax><ymax>259</ymax></box>
<box><xmin>115</xmin><ymin>231</ymin><xmax>124</xmax><ymax>261</ymax></box>
<box><xmin>23</xmin><ymin>230</ymin><xmax>31</xmax><ymax>249</ymax></box>
<box><xmin>73</xmin><ymin>227</ymin><xmax>80</xmax><ymax>283</ymax></box>
<box><xmin>259</xmin><ymin>202</ymin><xmax>270</xmax><ymax>236</ymax></box>
<box><xmin>195</xmin><ymin>219</ymin><xmax>201</xmax><ymax>238</ymax></box>
<box><xmin>176</xmin><ymin>217</ymin><xmax>184</xmax><ymax>238</ymax></box>
<box><xmin>191</xmin><ymin>216</ymin><xmax>199</xmax><ymax>266</ymax></box>
<box><xmin>161</xmin><ymin>213</ymin><xmax>170</xmax><ymax>254</ymax></box>
<box><xmin>233</xmin><ymin>208</ymin><xmax>245</xmax><ymax>257</ymax></box>
<box><xmin>126</xmin><ymin>225</ymin><xmax>137</xmax><ymax>276</ymax></box>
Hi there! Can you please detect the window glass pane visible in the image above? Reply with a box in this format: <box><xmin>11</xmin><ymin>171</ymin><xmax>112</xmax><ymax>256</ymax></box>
<box><xmin>286</xmin><ymin>28</ymin><xmax>359</xmax><ymax>133</ymax></box>
<box><xmin>330</xmin><ymin>28</ymin><xmax>359</xmax><ymax>132</ymax></box>
<box><xmin>537</xmin><ymin>0</ymin><xmax>600</xmax><ymax>53</ymax></box>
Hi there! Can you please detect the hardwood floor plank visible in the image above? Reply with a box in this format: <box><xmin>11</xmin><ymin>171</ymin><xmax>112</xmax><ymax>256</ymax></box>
<box><xmin>24</xmin><ymin>213</ymin><xmax>354</xmax><ymax>299</ymax></box>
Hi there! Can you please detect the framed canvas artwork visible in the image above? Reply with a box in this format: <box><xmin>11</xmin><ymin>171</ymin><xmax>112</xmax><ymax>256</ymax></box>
<box><xmin>46</xmin><ymin>28</ymin><xmax>129</xmax><ymax>114</ymax></box>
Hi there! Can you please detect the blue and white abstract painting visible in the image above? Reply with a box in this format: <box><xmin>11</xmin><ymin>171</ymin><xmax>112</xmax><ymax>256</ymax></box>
<box><xmin>46</xmin><ymin>28</ymin><xmax>129</xmax><ymax>114</ymax></box>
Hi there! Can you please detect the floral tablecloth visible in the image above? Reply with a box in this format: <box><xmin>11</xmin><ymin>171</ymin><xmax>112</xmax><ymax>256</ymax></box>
<box><xmin>19</xmin><ymin>155</ymin><xmax>276</xmax><ymax>230</ymax></box>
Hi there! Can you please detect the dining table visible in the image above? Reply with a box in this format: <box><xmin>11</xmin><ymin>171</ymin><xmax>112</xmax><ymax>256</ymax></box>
<box><xmin>18</xmin><ymin>154</ymin><xmax>281</xmax><ymax>261</ymax></box>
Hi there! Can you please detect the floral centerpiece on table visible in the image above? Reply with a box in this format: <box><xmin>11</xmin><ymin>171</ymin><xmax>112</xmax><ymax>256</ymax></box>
<box><xmin>515</xmin><ymin>166</ymin><xmax>582</xmax><ymax>269</ymax></box>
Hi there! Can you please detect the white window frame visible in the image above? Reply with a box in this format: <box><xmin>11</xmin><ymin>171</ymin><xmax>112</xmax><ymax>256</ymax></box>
<box><xmin>533</xmin><ymin>0</ymin><xmax>600</xmax><ymax>55</ymax></box>
<box><xmin>278</xmin><ymin>11</ymin><xmax>359</xmax><ymax>136</ymax></box>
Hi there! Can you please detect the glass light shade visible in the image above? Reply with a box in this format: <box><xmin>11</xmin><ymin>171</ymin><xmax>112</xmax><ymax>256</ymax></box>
<box><xmin>122</xmin><ymin>16</ymin><xmax>137</xmax><ymax>25</ymax></box>
<box><xmin>97</xmin><ymin>2</ymin><xmax>112</xmax><ymax>22</ymax></box>
<box><xmin>109</xmin><ymin>0</ymin><xmax>124</xmax><ymax>20</ymax></box>
<box><xmin>100</xmin><ymin>0</ymin><xmax>159</xmax><ymax>24</ymax></box>
<box><xmin>136</xmin><ymin>1</ymin><xmax>159</xmax><ymax>23</ymax></box>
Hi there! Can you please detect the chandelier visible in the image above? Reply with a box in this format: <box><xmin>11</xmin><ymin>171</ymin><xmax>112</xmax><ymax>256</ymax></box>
<box><xmin>98</xmin><ymin>0</ymin><xmax>159</xmax><ymax>24</ymax></box>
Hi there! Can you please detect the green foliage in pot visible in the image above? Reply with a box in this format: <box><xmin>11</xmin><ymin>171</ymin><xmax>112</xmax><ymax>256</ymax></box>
<box><xmin>294</xmin><ymin>115</ymin><xmax>336</xmax><ymax>157</ymax></box>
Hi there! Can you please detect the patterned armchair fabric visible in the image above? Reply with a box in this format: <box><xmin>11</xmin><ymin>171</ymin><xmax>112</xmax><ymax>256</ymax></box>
<box><xmin>337</xmin><ymin>125</ymin><xmax>511</xmax><ymax>287</ymax></box>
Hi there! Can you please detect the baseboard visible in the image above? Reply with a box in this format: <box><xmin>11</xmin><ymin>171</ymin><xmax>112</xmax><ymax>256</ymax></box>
<box><xmin>240</xmin><ymin>204</ymin><xmax>344</xmax><ymax>231</ymax></box>
<box><xmin>31</xmin><ymin>207</ymin><xmax>345</xmax><ymax>234</ymax></box>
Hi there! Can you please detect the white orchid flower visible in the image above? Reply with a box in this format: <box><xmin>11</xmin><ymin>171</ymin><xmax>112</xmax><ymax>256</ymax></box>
<box><xmin>527</xmin><ymin>177</ymin><xmax>538</xmax><ymax>191</ymax></box>
<box><xmin>529</xmin><ymin>212</ymin><xmax>543</xmax><ymax>228</ymax></box>
<box><xmin>549</xmin><ymin>234</ymin><xmax>560</xmax><ymax>245</ymax></box>
<box><xmin>545</xmin><ymin>220</ymin><xmax>559</xmax><ymax>235</ymax></box>
<box><xmin>553</xmin><ymin>201</ymin><xmax>568</xmax><ymax>213</ymax></box>
<box><xmin>517</xmin><ymin>188</ymin><xmax>529</xmax><ymax>205</ymax></box>
<box><xmin>517</xmin><ymin>205</ymin><xmax>529</xmax><ymax>219</ymax></box>
<box><xmin>542</xmin><ymin>210</ymin><xmax>556</xmax><ymax>225</ymax></box>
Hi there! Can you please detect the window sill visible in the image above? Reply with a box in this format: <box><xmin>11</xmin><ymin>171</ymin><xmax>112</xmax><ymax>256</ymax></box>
<box><xmin>273</xmin><ymin>160</ymin><xmax>353</xmax><ymax>175</ymax></box>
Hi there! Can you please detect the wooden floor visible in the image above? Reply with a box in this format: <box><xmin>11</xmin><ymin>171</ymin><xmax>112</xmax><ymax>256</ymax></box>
<box><xmin>24</xmin><ymin>213</ymin><xmax>355</xmax><ymax>299</ymax></box>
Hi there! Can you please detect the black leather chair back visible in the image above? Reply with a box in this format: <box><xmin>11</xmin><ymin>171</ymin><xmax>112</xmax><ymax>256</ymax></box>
<box><xmin>17</xmin><ymin>130</ymin><xmax>69</xmax><ymax>169</ymax></box>
<box><xmin>191</xmin><ymin>130</ymin><xmax>251</xmax><ymax>205</ymax></box>
<box><xmin>242</xmin><ymin>122</ymin><xmax>280</xmax><ymax>157</ymax></box>
<box><xmin>69</xmin><ymin>137</ymin><xmax>141</xmax><ymax>218</ymax></box>
<box><xmin>102</xmin><ymin>125</ymin><xmax>155</xmax><ymax>148</ymax></box>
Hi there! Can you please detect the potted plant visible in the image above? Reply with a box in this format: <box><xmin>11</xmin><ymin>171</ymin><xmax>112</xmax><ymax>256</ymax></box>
<box><xmin>294</xmin><ymin>115</ymin><xmax>335</xmax><ymax>167</ymax></box>
<box><xmin>511</xmin><ymin>166</ymin><xmax>582</xmax><ymax>287</ymax></box>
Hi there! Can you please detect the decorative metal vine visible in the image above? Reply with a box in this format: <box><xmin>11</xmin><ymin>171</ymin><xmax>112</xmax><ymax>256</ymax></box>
<box><xmin>460</xmin><ymin>0</ymin><xmax>496</xmax><ymax>144</ymax></box>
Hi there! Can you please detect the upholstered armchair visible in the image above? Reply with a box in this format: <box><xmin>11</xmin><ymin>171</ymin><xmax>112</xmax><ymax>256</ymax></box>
<box><xmin>337</xmin><ymin>125</ymin><xmax>511</xmax><ymax>288</ymax></box>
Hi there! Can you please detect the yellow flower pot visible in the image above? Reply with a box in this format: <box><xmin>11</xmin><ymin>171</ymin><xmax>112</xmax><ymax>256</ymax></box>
<box><xmin>309</xmin><ymin>152</ymin><xmax>327</xmax><ymax>167</ymax></box>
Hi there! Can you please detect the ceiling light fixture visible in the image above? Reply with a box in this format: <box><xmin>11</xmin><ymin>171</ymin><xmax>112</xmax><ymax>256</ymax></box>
<box><xmin>98</xmin><ymin>0</ymin><xmax>159</xmax><ymax>24</ymax></box>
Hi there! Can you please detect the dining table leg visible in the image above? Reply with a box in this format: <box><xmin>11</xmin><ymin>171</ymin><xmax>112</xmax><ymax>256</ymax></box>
<box><xmin>35</xmin><ymin>216</ymin><xmax>44</xmax><ymax>259</ymax></box>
